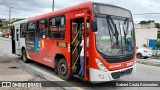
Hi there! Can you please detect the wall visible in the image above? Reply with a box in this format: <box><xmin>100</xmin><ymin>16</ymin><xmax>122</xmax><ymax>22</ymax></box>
<box><xmin>135</xmin><ymin>28</ymin><xmax>158</xmax><ymax>47</ymax></box>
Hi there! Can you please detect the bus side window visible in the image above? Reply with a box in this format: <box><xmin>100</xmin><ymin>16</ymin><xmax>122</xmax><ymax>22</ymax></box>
<box><xmin>49</xmin><ymin>16</ymin><xmax>65</xmax><ymax>39</ymax></box>
<box><xmin>27</xmin><ymin>22</ymin><xmax>36</xmax><ymax>38</ymax></box>
<box><xmin>36</xmin><ymin>19</ymin><xmax>47</xmax><ymax>38</ymax></box>
<box><xmin>16</xmin><ymin>29</ymin><xmax>19</xmax><ymax>41</ymax></box>
<box><xmin>20</xmin><ymin>23</ymin><xmax>27</xmax><ymax>38</ymax></box>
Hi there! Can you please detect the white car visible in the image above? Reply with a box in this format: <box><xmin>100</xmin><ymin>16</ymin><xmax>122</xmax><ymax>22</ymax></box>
<box><xmin>136</xmin><ymin>46</ymin><xmax>152</xmax><ymax>59</ymax></box>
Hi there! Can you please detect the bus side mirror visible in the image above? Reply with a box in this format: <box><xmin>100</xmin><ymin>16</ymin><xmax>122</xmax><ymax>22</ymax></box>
<box><xmin>92</xmin><ymin>20</ymin><xmax>97</xmax><ymax>32</ymax></box>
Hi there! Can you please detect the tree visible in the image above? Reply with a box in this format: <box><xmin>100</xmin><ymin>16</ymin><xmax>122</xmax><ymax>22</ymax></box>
<box><xmin>147</xmin><ymin>20</ymin><xmax>154</xmax><ymax>23</ymax></box>
<box><xmin>0</xmin><ymin>20</ymin><xmax>2</xmax><ymax>23</ymax></box>
<box><xmin>139</xmin><ymin>21</ymin><xmax>147</xmax><ymax>24</ymax></box>
<box><xmin>139</xmin><ymin>20</ymin><xmax>155</xmax><ymax>24</ymax></box>
<box><xmin>156</xmin><ymin>41</ymin><xmax>160</xmax><ymax>49</ymax></box>
<box><xmin>0</xmin><ymin>20</ymin><xmax>3</xmax><ymax>29</ymax></box>
<box><xmin>155</xmin><ymin>23</ymin><xmax>160</xmax><ymax>28</ymax></box>
<box><xmin>143</xmin><ymin>44</ymin><xmax>147</xmax><ymax>47</ymax></box>
<box><xmin>0</xmin><ymin>23</ymin><xmax>3</xmax><ymax>28</ymax></box>
<box><xmin>158</xmin><ymin>32</ymin><xmax>160</xmax><ymax>38</ymax></box>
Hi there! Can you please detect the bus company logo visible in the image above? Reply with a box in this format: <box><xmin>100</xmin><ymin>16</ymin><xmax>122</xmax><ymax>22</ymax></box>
<box><xmin>41</xmin><ymin>40</ymin><xmax>44</xmax><ymax>49</ymax></box>
<box><xmin>109</xmin><ymin>64</ymin><xmax>121</xmax><ymax>69</ymax></box>
<box><xmin>75</xmin><ymin>13</ymin><xmax>84</xmax><ymax>17</ymax></box>
<box><xmin>2</xmin><ymin>82</ymin><xmax>11</xmax><ymax>87</ymax></box>
<box><xmin>126</xmin><ymin>62</ymin><xmax>134</xmax><ymax>67</ymax></box>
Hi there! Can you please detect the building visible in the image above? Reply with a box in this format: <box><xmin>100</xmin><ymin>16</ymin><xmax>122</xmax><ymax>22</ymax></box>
<box><xmin>0</xmin><ymin>18</ymin><xmax>26</xmax><ymax>28</ymax></box>
<box><xmin>135</xmin><ymin>21</ymin><xmax>158</xmax><ymax>49</ymax></box>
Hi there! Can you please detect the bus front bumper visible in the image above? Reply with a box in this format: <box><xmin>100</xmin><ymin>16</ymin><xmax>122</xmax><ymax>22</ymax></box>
<box><xmin>89</xmin><ymin>64</ymin><xmax>136</xmax><ymax>83</ymax></box>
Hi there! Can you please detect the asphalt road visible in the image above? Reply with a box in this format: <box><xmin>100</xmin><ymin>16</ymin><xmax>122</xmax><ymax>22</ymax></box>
<box><xmin>0</xmin><ymin>37</ymin><xmax>160</xmax><ymax>90</ymax></box>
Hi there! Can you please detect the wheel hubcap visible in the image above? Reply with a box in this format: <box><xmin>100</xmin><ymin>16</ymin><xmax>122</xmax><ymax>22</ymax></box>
<box><xmin>60</xmin><ymin>64</ymin><xmax>67</xmax><ymax>75</ymax></box>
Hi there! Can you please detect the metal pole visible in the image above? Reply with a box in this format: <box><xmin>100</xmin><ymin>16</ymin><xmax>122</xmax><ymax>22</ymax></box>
<box><xmin>7</xmin><ymin>6</ymin><xmax>13</xmax><ymax>38</ymax></box>
<box><xmin>7</xmin><ymin>6</ymin><xmax>13</xmax><ymax>26</ymax></box>
<box><xmin>52</xmin><ymin>0</ymin><xmax>54</xmax><ymax>11</ymax></box>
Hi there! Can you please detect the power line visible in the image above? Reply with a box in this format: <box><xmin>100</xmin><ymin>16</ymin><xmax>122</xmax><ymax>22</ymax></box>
<box><xmin>133</xmin><ymin>13</ymin><xmax>160</xmax><ymax>15</ymax></box>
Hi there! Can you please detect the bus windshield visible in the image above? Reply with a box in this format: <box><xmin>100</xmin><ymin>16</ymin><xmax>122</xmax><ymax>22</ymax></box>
<box><xmin>96</xmin><ymin>15</ymin><xmax>135</xmax><ymax>56</ymax></box>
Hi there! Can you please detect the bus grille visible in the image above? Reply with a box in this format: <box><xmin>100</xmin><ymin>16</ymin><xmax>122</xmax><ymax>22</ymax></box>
<box><xmin>98</xmin><ymin>51</ymin><xmax>134</xmax><ymax>63</ymax></box>
<box><xmin>111</xmin><ymin>68</ymin><xmax>133</xmax><ymax>79</ymax></box>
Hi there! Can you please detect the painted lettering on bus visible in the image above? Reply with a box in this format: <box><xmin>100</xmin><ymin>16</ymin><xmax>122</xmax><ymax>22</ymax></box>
<box><xmin>75</xmin><ymin>13</ymin><xmax>84</xmax><ymax>17</ymax></box>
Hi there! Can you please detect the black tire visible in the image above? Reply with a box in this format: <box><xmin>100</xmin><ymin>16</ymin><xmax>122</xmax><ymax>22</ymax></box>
<box><xmin>57</xmin><ymin>58</ymin><xmax>70</xmax><ymax>80</ymax></box>
<box><xmin>54</xmin><ymin>66</ymin><xmax>58</xmax><ymax>75</ymax></box>
<box><xmin>137</xmin><ymin>53</ymin><xmax>142</xmax><ymax>59</ymax></box>
<box><xmin>22</xmin><ymin>49</ymin><xmax>29</xmax><ymax>63</ymax></box>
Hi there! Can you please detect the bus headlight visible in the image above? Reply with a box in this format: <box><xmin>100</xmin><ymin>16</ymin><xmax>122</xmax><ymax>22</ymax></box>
<box><xmin>95</xmin><ymin>58</ymin><xmax>108</xmax><ymax>72</ymax></box>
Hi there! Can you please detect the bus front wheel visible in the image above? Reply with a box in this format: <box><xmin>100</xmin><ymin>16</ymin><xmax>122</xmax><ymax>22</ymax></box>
<box><xmin>57</xmin><ymin>58</ymin><xmax>70</xmax><ymax>80</ymax></box>
<box><xmin>22</xmin><ymin>49</ymin><xmax>29</xmax><ymax>63</ymax></box>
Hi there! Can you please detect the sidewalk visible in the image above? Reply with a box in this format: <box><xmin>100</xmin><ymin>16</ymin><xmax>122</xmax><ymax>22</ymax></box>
<box><xmin>0</xmin><ymin>50</ymin><xmax>61</xmax><ymax>90</ymax></box>
<box><xmin>0</xmin><ymin>51</ymin><xmax>33</xmax><ymax>81</ymax></box>
<box><xmin>136</xmin><ymin>58</ymin><xmax>160</xmax><ymax>67</ymax></box>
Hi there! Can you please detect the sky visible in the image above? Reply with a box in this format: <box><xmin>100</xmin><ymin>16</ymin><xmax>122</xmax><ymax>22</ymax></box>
<box><xmin>0</xmin><ymin>0</ymin><xmax>160</xmax><ymax>23</ymax></box>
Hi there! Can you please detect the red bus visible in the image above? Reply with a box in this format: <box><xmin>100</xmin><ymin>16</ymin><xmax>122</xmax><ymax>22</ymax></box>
<box><xmin>12</xmin><ymin>2</ymin><xmax>136</xmax><ymax>83</ymax></box>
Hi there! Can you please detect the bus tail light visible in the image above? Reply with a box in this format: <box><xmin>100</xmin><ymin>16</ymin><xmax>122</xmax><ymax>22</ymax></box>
<box><xmin>95</xmin><ymin>58</ymin><xmax>108</xmax><ymax>72</ymax></box>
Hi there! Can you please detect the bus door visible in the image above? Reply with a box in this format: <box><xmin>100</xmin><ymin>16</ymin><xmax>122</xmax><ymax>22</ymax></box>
<box><xmin>70</xmin><ymin>17</ymin><xmax>89</xmax><ymax>80</ymax></box>
<box><xmin>14</xmin><ymin>25</ymin><xmax>21</xmax><ymax>55</ymax></box>
<box><xmin>11</xmin><ymin>26</ymin><xmax>15</xmax><ymax>54</ymax></box>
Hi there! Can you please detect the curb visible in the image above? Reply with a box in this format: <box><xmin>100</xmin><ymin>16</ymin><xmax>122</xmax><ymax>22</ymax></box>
<box><xmin>136</xmin><ymin>60</ymin><xmax>160</xmax><ymax>67</ymax></box>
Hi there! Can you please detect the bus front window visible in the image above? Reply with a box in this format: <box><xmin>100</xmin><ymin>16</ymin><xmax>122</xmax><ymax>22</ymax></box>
<box><xmin>96</xmin><ymin>16</ymin><xmax>135</xmax><ymax>56</ymax></box>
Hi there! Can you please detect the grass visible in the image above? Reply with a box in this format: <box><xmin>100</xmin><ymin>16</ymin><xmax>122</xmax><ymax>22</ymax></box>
<box><xmin>0</xmin><ymin>28</ymin><xmax>3</xmax><ymax>32</ymax></box>
<box><xmin>151</xmin><ymin>56</ymin><xmax>160</xmax><ymax>59</ymax></box>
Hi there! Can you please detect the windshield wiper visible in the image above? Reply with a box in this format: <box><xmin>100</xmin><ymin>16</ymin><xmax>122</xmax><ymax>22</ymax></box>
<box><xmin>123</xmin><ymin>18</ymin><xmax>129</xmax><ymax>35</ymax></box>
<box><xmin>123</xmin><ymin>18</ymin><xmax>129</xmax><ymax>45</ymax></box>
<box><xmin>106</xmin><ymin>15</ymin><xmax>119</xmax><ymax>45</ymax></box>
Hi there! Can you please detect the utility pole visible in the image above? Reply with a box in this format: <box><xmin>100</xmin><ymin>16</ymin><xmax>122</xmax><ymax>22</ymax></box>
<box><xmin>7</xmin><ymin>6</ymin><xmax>13</xmax><ymax>38</ymax></box>
<box><xmin>52</xmin><ymin>0</ymin><xmax>54</xmax><ymax>11</ymax></box>
<box><xmin>7</xmin><ymin>6</ymin><xmax>13</xmax><ymax>27</ymax></box>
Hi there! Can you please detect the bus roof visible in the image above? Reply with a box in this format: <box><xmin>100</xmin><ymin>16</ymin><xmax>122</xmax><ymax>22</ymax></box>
<box><xmin>28</xmin><ymin>2</ymin><xmax>93</xmax><ymax>22</ymax></box>
<box><xmin>28</xmin><ymin>2</ymin><xmax>131</xmax><ymax>22</ymax></box>
<box><xmin>12</xmin><ymin>19</ymin><xmax>28</xmax><ymax>25</ymax></box>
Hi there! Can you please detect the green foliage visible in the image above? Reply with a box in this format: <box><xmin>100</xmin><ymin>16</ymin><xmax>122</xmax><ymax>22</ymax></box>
<box><xmin>0</xmin><ymin>23</ymin><xmax>3</xmax><ymax>28</ymax></box>
<box><xmin>158</xmin><ymin>32</ymin><xmax>160</xmax><ymax>38</ymax></box>
<box><xmin>156</xmin><ymin>41</ymin><xmax>160</xmax><ymax>49</ymax></box>
<box><xmin>140</xmin><ymin>20</ymin><xmax>160</xmax><ymax>29</ymax></box>
<box><xmin>143</xmin><ymin>44</ymin><xmax>147</xmax><ymax>47</ymax></box>
<box><xmin>0</xmin><ymin>20</ymin><xmax>2</xmax><ymax>28</ymax></box>
<box><xmin>139</xmin><ymin>21</ymin><xmax>147</xmax><ymax>24</ymax></box>
<box><xmin>147</xmin><ymin>20</ymin><xmax>155</xmax><ymax>23</ymax></box>
<box><xmin>139</xmin><ymin>20</ymin><xmax>154</xmax><ymax>24</ymax></box>
<box><xmin>155</xmin><ymin>23</ymin><xmax>160</xmax><ymax>29</ymax></box>
<box><xmin>0</xmin><ymin>29</ymin><xmax>2</xmax><ymax>32</ymax></box>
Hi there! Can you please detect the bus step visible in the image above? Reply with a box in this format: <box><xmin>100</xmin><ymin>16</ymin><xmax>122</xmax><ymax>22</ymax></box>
<box><xmin>73</xmin><ymin>75</ymin><xmax>84</xmax><ymax>80</ymax></box>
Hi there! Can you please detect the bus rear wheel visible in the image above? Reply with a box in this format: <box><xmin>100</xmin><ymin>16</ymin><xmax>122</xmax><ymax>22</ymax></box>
<box><xmin>22</xmin><ymin>49</ymin><xmax>29</xmax><ymax>63</ymax></box>
<box><xmin>57</xmin><ymin>58</ymin><xmax>70</xmax><ymax>80</ymax></box>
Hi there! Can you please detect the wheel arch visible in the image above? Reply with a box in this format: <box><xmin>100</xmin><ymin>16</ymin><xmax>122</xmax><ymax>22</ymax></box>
<box><xmin>137</xmin><ymin>52</ymin><xmax>142</xmax><ymax>56</ymax></box>
<box><xmin>21</xmin><ymin>46</ymin><xmax>26</xmax><ymax>56</ymax></box>
<box><xmin>54</xmin><ymin>54</ymin><xmax>66</xmax><ymax>68</ymax></box>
